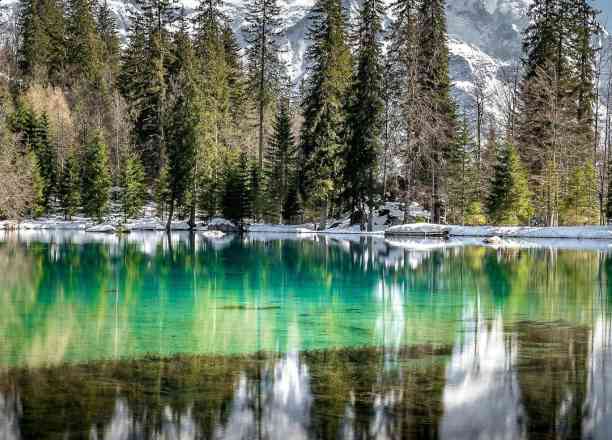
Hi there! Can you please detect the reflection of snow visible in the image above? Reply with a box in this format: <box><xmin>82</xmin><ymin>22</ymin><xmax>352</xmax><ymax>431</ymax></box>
<box><xmin>369</xmin><ymin>389</ymin><xmax>403</xmax><ymax>440</ymax></box>
<box><xmin>583</xmin><ymin>317</ymin><xmax>612</xmax><ymax>440</ymax></box>
<box><xmin>375</xmin><ymin>281</ymin><xmax>405</xmax><ymax>362</ymax></box>
<box><xmin>215</xmin><ymin>325</ymin><xmax>312</xmax><ymax>440</ymax></box>
<box><xmin>90</xmin><ymin>398</ymin><xmax>199</xmax><ymax>440</ymax></box>
<box><xmin>440</xmin><ymin>313</ymin><xmax>525</xmax><ymax>440</ymax></box>
<box><xmin>0</xmin><ymin>391</ymin><xmax>20</xmax><ymax>440</ymax></box>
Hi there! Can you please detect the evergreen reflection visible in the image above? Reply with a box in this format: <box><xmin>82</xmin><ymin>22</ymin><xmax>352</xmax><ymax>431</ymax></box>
<box><xmin>0</xmin><ymin>234</ymin><xmax>612</xmax><ymax>437</ymax></box>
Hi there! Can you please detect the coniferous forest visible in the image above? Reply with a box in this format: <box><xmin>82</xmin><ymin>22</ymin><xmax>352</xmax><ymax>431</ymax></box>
<box><xmin>0</xmin><ymin>0</ymin><xmax>608</xmax><ymax>229</ymax></box>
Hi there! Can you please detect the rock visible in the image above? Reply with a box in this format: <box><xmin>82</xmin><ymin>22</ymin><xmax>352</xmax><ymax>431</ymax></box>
<box><xmin>483</xmin><ymin>236</ymin><xmax>503</xmax><ymax>245</ymax></box>
<box><xmin>208</xmin><ymin>217</ymin><xmax>239</xmax><ymax>233</ymax></box>
<box><xmin>86</xmin><ymin>224</ymin><xmax>116</xmax><ymax>233</ymax></box>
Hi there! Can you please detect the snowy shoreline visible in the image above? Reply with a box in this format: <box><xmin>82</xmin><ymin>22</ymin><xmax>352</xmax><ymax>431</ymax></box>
<box><xmin>3</xmin><ymin>217</ymin><xmax>612</xmax><ymax>241</ymax></box>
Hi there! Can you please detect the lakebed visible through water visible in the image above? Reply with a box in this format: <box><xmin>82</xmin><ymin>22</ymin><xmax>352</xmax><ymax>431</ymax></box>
<box><xmin>1</xmin><ymin>231</ymin><xmax>612</xmax><ymax>439</ymax></box>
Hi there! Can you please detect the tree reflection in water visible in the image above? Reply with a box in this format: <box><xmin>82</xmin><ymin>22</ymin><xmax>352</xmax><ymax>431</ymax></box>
<box><xmin>0</xmin><ymin>232</ymin><xmax>612</xmax><ymax>438</ymax></box>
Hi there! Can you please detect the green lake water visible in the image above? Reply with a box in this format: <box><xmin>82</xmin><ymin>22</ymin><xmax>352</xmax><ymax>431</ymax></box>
<box><xmin>1</xmin><ymin>231</ymin><xmax>612</xmax><ymax>438</ymax></box>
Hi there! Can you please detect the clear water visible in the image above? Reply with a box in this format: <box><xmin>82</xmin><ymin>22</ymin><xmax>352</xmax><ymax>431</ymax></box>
<box><xmin>1</xmin><ymin>231</ymin><xmax>612</xmax><ymax>438</ymax></box>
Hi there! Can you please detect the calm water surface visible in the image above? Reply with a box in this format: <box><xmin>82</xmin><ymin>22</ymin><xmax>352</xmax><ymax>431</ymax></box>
<box><xmin>1</xmin><ymin>231</ymin><xmax>612</xmax><ymax>439</ymax></box>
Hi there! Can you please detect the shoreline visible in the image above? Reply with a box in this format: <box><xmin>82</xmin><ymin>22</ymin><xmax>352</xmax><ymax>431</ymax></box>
<box><xmin>2</xmin><ymin>218</ymin><xmax>612</xmax><ymax>241</ymax></box>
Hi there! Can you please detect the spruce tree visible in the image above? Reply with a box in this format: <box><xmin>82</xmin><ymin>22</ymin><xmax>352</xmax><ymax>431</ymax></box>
<box><xmin>27</xmin><ymin>112</ymin><xmax>57</xmax><ymax>212</ymax></box>
<box><xmin>81</xmin><ymin>131</ymin><xmax>112</xmax><ymax>220</ymax></box>
<box><xmin>65</xmin><ymin>0</ymin><xmax>102</xmax><ymax>82</ymax></box>
<box><xmin>18</xmin><ymin>0</ymin><xmax>66</xmax><ymax>81</ymax></box>
<box><xmin>242</xmin><ymin>0</ymin><xmax>285</xmax><ymax>169</ymax></box>
<box><xmin>342</xmin><ymin>0</ymin><xmax>384</xmax><ymax>229</ymax></box>
<box><xmin>487</xmin><ymin>143</ymin><xmax>533</xmax><ymax>225</ymax></box>
<box><xmin>416</xmin><ymin>0</ymin><xmax>456</xmax><ymax>223</ymax></box>
<box><xmin>121</xmin><ymin>150</ymin><xmax>147</xmax><ymax>220</ymax></box>
<box><xmin>222</xmin><ymin>151</ymin><xmax>251</xmax><ymax>225</ymax></box>
<box><xmin>164</xmin><ymin>19</ymin><xmax>200</xmax><ymax>229</ymax></box>
<box><xmin>447</xmin><ymin>117</ymin><xmax>476</xmax><ymax>225</ymax></box>
<box><xmin>300</xmin><ymin>0</ymin><xmax>352</xmax><ymax>228</ymax></box>
<box><xmin>266</xmin><ymin>98</ymin><xmax>296</xmax><ymax>223</ymax></box>
<box><xmin>96</xmin><ymin>0</ymin><xmax>121</xmax><ymax>77</ymax></box>
<box><xmin>58</xmin><ymin>150</ymin><xmax>81</xmax><ymax>219</ymax></box>
<box><xmin>121</xmin><ymin>0</ymin><xmax>177</xmax><ymax>177</ymax></box>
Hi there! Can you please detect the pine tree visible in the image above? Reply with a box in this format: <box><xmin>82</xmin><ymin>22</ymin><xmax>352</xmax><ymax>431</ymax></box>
<box><xmin>300</xmin><ymin>0</ymin><xmax>352</xmax><ymax>228</ymax></box>
<box><xmin>416</xmin><ymin>0</ymin><xmax>456</xmax><ymax>223</ymax></box>
<box><xmin>96</xmin><ymin>0</ymin><xmax>121</xmax><ymax>78</ymax></box>
<box><xmin>487</xmin><ymin>143</ymin><xmax>533</xmax><ymax>225</ymax></box>
<box><xmin>27</xmin><ymin>112</ymin><xmax>57</xmax><ymax>212</ymax></box>
<box><xmin>58</xmin><ymin>150</ymin><xmax>81</xmax><ymax>219</ymax></box>
<box><xmin>242</xmin><ymin>0</ymin><xmax>285</xmax><ymax>169</ymax></box>
<box><xmin>342</xmin><ymin>0</ymin><xmax>384</xmax><ymax>230</ymax></box>
<box><xmin>121</xmin><ymin>150</ymin><xmax>147</xmax><ymax>220</ymax></box>
<box><xmin>65</xmin><ymin>0</ymin><xmax>102</xmax><ymax>82</ymax></box>
<box><xmin>222</xmin><ymin>150</ymin><xmax>251</xmax><ymax>225</ymax></box>
<box><xmin>81</xmin><ymin>131</ymin><xmax>111</xmax><ymax>219</ymax></box>
<box><xmin>121</xmin><ymin>0</ymin><xmax>177</xmax><ymax>177</ymax></box>
<box><xmin>18</xmin><ymin>0</ymin><xmax>66</xmax><ymax>81</ymax></box>
<box><xmin>561</xmin><ymin>160</ymin><xmax>599</xmax><ymax>225</ymax></box>
<box><xmin>447</xmin><ymin>117</ymin><xmax>477</xmax><ymax>225</ymax></box>
<box><xmin>165</xmin><ymin>18</ymin><xmax>200</xmax><ymax>229</ymax></box>
<box><xmin>265</xmin><ymin>98</ymin><xmax>296</xmax><ymax>223</ymax></box>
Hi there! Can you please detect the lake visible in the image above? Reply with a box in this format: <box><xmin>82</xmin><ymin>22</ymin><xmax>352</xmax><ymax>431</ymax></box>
<box><xmin>1</xmin><ymin>231</ymin><xmax>612</xmax><ymax>439</ymax></box>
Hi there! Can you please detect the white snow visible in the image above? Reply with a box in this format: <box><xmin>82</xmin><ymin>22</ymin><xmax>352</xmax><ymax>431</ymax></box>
<box><xmin>199</xmin><ymin>230</ymin><xmax>226</xmax><ymax>239</ymax></box>
<box><xmin>448</xmin><ymin>225</ymin><xmax>612</xmax><ymax>240</ymax></box>
<box><xmin>86</xmin><ymin>224</ymin><xmax>117</xmax><ymax>233</ymax></box>
<box><xmin>386</xmin><ymin>223</ymin><xmax>451</xmax><ymax>236</ymax></box>
<box><xmin>247</xmin><ymin>224</ymin><xmax>315</xmax><ymax>234</ymax></box>
<box><xmin>208</xmin><ymin>217</ymin><xmax>236</xmax><ymax>227</ymax></box>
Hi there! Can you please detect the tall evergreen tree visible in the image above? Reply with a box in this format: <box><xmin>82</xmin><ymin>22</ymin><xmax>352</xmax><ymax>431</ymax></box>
<box><xmin>17</xmin><ymin>0</ymin><xmax>65</xmax><ymax>81</ymax></box>
<box><xmin>96</xmin><ymin>0</ymin><xmax>121</xmax><ymax>78</ymax></box>
<box><xmin>342</xmin><ymin>0</ymin><xmax>384</xmax><ymax>230</ymax></box>
<box><xmin>265</xmin><ymin>98</ymin><xmax>296</xmax><ymax>223</ymax></box>
<box><xmin>65</xmin><ymin>0</ymin><xmax>102</xmax><ymax>82</ymax></box>
<box><xmin>58</xmin><ymin>150</ymin><xmax>81</xmax><ymax>219</ymax></box>
<box><xmin>121</xmin><ymin>150</ymin><xmax>147</xmax><ymax>220</ymax></box>
<box><xmin>300</xmin><ymin>0</ymin><xmax>352</xmax><ymax>228</ymax></box>
<box><xmin>487</xmin><ymin>143</ymin><xmax>533</xmax><ymax>225</ymax></box>
<box><xmin>222</xmin><ymin>150</ymin><xmax>251</xmax><ymax>225</ymax></box>
<box><xmin>165</xmin><ymin>19</ymin><xmax>200</xmax><ymax>229</ymax></box>
<box><xmin>416</xmin><ymin>0</ymin><xmax>456</xmax><ymax>223</ymax></box>
<box><xmin>242</xmin><ymin>0</ymin><xmax>284</xmax><ymax>169</ymax></box>
<box><xmin>121</xmin><ymin>0</ymin><xmax>177</xmax><ymax>177</ymax></box>
<box><xmin>81</xmin><ymin>131</ymin><xmax>111</xmax><ymax>219</ymax></box>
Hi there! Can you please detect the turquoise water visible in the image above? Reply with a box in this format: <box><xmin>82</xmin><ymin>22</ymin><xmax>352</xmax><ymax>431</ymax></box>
<box><xmin>1</xmin><ymin>231</ymin><xmax>612</xmax><ymax>438</ymax></box>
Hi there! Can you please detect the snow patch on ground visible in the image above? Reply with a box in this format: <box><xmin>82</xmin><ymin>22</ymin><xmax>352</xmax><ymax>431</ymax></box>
<box><xmin>247</xmin><ymin>224</ymin><xmax>315</xmax><ymax>234</ymax></box>
<box><xmin>86</xmin><ymin>224</ymin><xmax>117</xmax><ymax>233</ymax></box>
<box><xmin>448</xmin><ymin>225</ymin><xmax>612</xmax><ymax>240</ymax></box>
<box><xmin>386</xmin><ymin>223</ymin><xmax>451</xmax><ymax>236</ymax></box>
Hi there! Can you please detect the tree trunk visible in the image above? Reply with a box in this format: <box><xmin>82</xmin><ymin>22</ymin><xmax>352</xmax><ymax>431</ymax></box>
<box><xmin>319</xmin><ymin>199</ymin><xmax>328</xmax><ymax>231</ymax></box>
<box><xmin>166</xmin><ymin>197</ymin><xmax>175</xmax><ymax>231</ymax></box>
